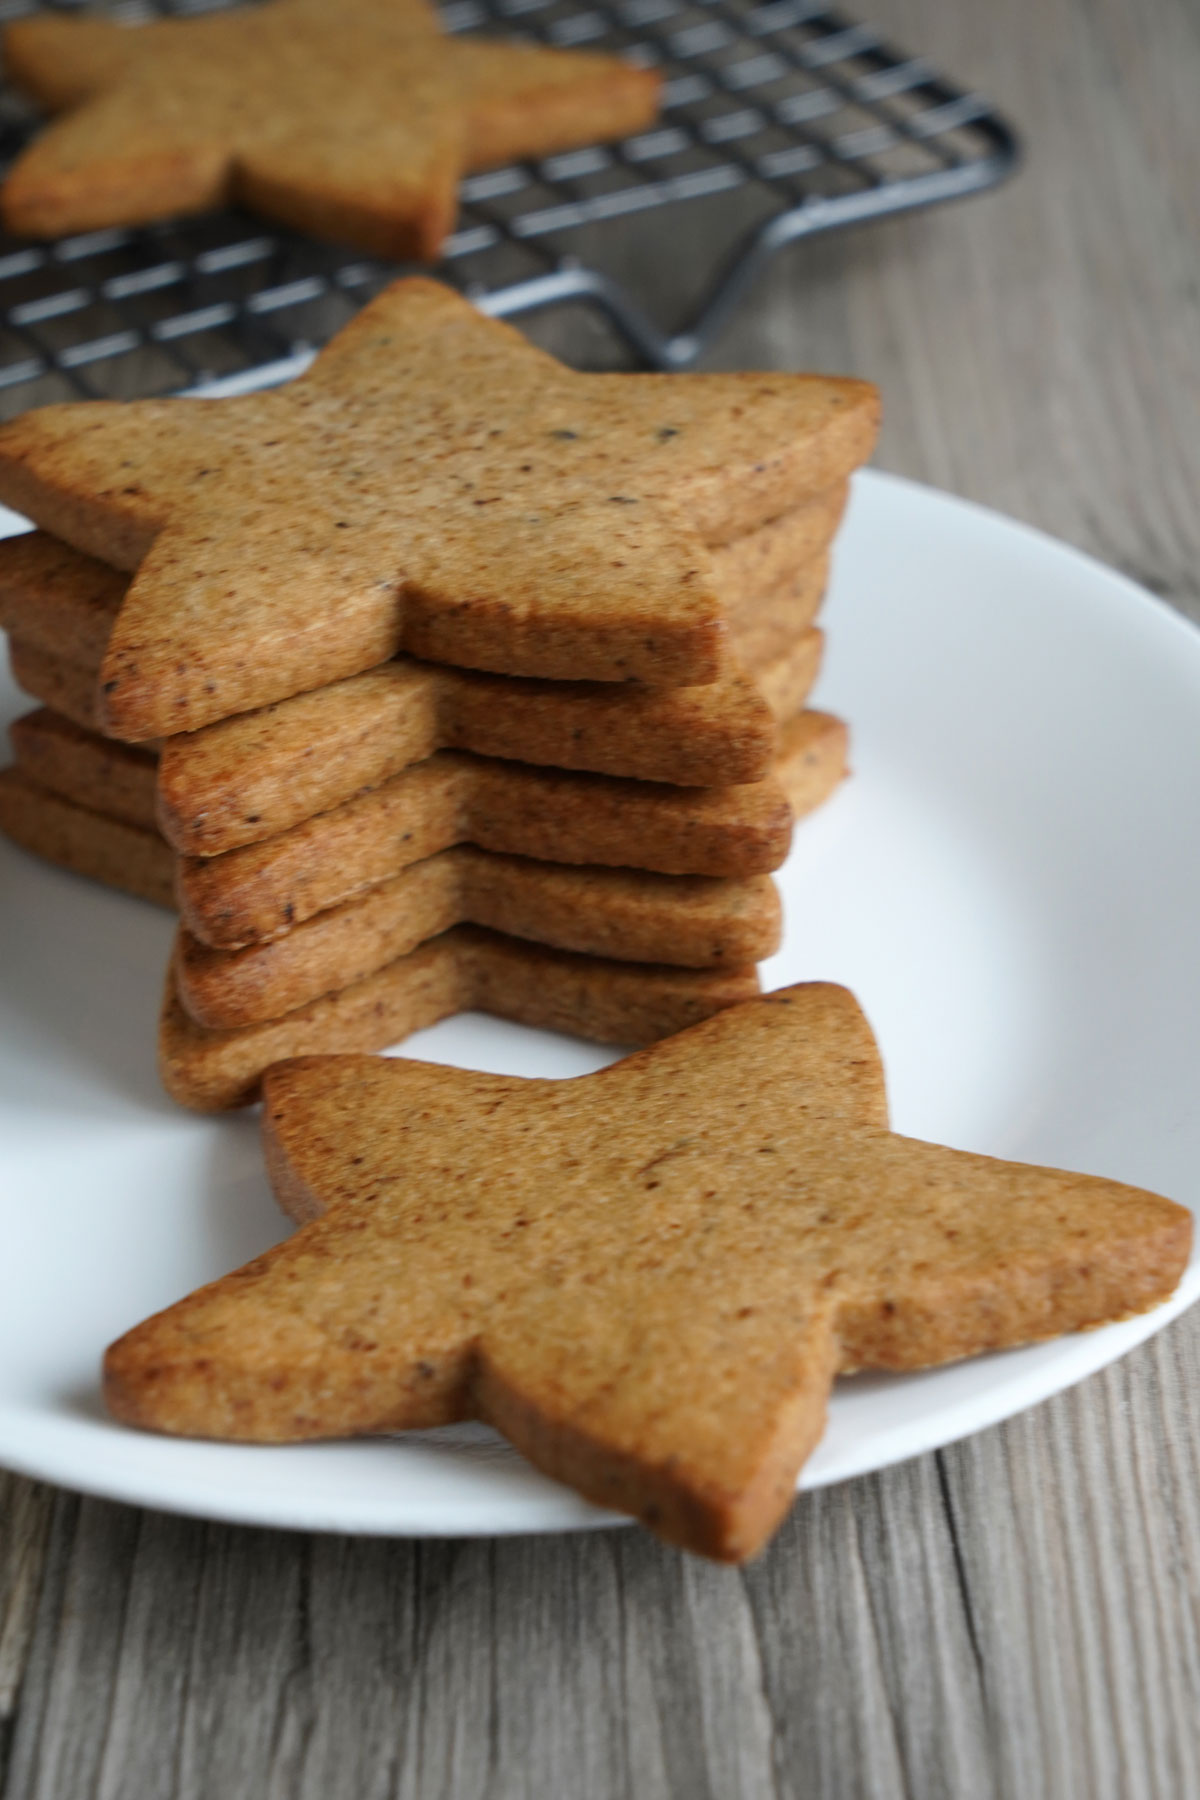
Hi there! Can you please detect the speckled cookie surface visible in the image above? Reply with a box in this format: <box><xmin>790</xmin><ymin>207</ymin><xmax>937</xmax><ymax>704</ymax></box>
<box><xmin>159</xmin><ymin>625</ymin><xmax>823</xmax><ymax>863</ymax></box>
<box><xmin>2</xmin><ymin>656</ymin><xmax>807</xmax><ymax>905</ymax></box>
<box><xmin>0</xmin><ymin>507</ymin><xmax>836</xmax><ymax>824</ymax></box>
<box><xmin>6</xmin><ymin>638</ymin><xmax>102</xmax><ymax>736</ymax></box>
<box><xmin>4</xmin><ymin>700</ymin><xmax>845</xmax><ymax>947</ymax></box>
<box><xmin>0</xmin><ymin>522</ymin><xmax>832</xmax><ymax>845</ymax></box>
<box><xmin>1</xmin><ymin>0</ymin><xmax>661</xmax><ymax>258</ymax></box>
<box><xmin>9</xmin><ymin>706</ymin><xmax>157</xmax><ymax>829</ymax></box>
<box><xmin>105</xmin><ymin>982</ymin><xmax>1192</xmax><ymax>1558</ymax></box>
<box><xmin>173</xmin><ymin>709</ymin><xmax>845</xmax><ymax>948</ymax></box>
<box><xmin>4</xmin><ymin>616</ymin><xmax>822</xmax><ymax>829</ymax></box>
<box><xmin>5</xmin><ymin>702</ymin><xmax>844</xmax><ymax>960</ymax></box>
<box><xmin>0</xmin><ymin>766</ymin><xmax>172</xmax><ymax>907</ymax></box>
<box><xmin>0</xmin><ymin>280</ymin><xmax>878</xmax><ymax>732</ymax></box>
<box><xmin>0</xmin><ymin>760</ymin><xmax>767</xmax><ymax>1108</ymax></box>
<box><xmin>0</xmin><ymin>529</ymin><xmax>125</xmax><ymax>669</ymax></box>
<box><xmin>174</xmin><ymin>848</ymin><xmax>782</xmax><ymax>1029</ymax></box>
<box><xmin>0</xmin><ymin>491</ymin><xmax>839</xmax><ymax>677</ymax></box>
<box><xmin>155</xmin><ymin>928</ymin><xmax>763</xmax><ymax>1111</ymax></box>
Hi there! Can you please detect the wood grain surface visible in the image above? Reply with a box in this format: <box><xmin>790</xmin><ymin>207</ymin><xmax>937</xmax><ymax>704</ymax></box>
<box><xmin>2</xmin><ymin>0</ymin><xmax>1200</xmax><ymax>1793</ymax></box>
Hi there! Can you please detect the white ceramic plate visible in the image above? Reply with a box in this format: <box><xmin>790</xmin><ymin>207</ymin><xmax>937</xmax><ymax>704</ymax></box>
<box><xmin>1</xmin><ymin>467</ymin><xmax>1197</xmax><ymax>1538</ymax></box>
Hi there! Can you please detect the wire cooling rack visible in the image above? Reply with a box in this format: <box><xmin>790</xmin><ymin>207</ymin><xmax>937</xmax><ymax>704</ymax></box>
<box><xmin>0</xmin><ymin>0</ymin><xmax>1018</xmax><ymax>406</ymax></box>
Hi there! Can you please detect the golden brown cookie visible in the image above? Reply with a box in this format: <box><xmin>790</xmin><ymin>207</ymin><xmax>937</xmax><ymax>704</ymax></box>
<box><xmin>0</xmin><ymin>761</ymin><xmax>769</xmax><ymax>1106</ymax></box>
<box><xmin>174</xmin><ymin>848</ymin><xmax>782</xmax><ymax>1030</ymax></box>
<box><xmin>174</xmin><ymin>710</ymin><xmax>846</xmax><ymax>948</ymax></box>
<box><xmin>105</xmin><ymin>982</ymin><xmax>1192</xmax><ymax>1558</ymax></box>
<box><xmin>7</xmin><ymin>702</ymin><xmax>845</xmax><ymax>945</ymax></box>
<box><xmin>729</xmin><ymin>565</ymin><xmax>828</xmax><ymax>674</ymax></box>
<box><xmin>0</xmin><ymin>280</ymin><xmax>878</xmax><ymax>732</ymax></box>
<box><xmin>159</xmin><ymin>625</ymin><xmax>823</xmax><ymax>863</ymax></box>
<box><xmin>0</xmin><ymin>491</ymin><xmax>843</xmax><ymax>673</ymax></box>
<box><xmin>9</xmin><ymin>707</ymin><xmax>157</xmax><ymax>829</ymax></box>
<box><xmin>156</xmin><ymin>612</ymin><xmax>822</xmax><ymax>856</ymax></box>
<box><xmin>2</xmin><ymin>0</ymin><xmax>661</xmax><ymax>258</ymax></box>
<box><xmin>6</xmin><ymin>638</ymin><xmax>100</xmax><ymax>738</ymax></box>
<box><xmin>156</xmin><ymin>929</ymin><xmax>763</xmax><ymax>1111</ymax></box>
<box><xmin>1</xmin><ymin>707</ymin><xmax>849</xmax><ymax>981</ymax></box>
<box><xmin>0</xmin><ymin>528</ymin><xmax>126</xmax><ymax>669</ymax></box>
<box><xmin>0</xmin><ymin>511</ymin><xmax>835</xmax><ymax>809</ymax></box>
<box><xmin>4</xmin><ymin>619</ymin><xmax>827</xmax><ymax>856</ymax></box>
<box><xmin>0</xmin><ymin>766</ymin><xmax>172</xmax><ymax>907</ymax></box>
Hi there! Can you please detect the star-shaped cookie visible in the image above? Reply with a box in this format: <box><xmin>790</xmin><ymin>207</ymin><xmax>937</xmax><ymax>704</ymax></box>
<box><xmin>105</xmin><ymin>982</ymin><xmax>1192</xmax><ymax>1559</ymax></box>
<box><xmin>1</xmin><ymin>0</ymin><xmax>661</xmax><ymax>258</ymax></box>
<box><xmin>0</xmin><ymin>278</ymin><xmax>878</xmax><ymax>737</ymax></box>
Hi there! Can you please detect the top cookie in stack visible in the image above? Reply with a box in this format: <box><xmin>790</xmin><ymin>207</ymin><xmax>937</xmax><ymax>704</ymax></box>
<box><xmin>0</xmin><ymin>279</ymin><xmax>878</xmax><ymax>1106</ymax></box>
<box><xmin>0</xmin><ymin>279</ymin><xmax>877</xmax><ymax>733</ymax></box>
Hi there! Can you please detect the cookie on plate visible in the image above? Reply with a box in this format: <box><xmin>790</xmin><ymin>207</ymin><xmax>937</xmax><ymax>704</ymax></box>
<box><xmin>0</xmin><ymin>279</ymin><xmax>878</xmax><ymax>732</ymax></box>
<box><xmin>172</xmin><ymin>850</ymin><xmax>784</xmax><ymax>1029</ymax></box>
<box><xmin>1</xmin><ymin>534</ymin><xmax>831</xmax><ymax>836</ymax></box>
<box><xmin>104</xmin><ymin>982</ymin><xmax>1193</xmax><ymax>1557</ymax></box>
<box><xmin>5</xmin><ymin>702</ymin><xmax>848</xmax><ymax>939</ymax></box>
<box><xmin>171</xmin><ymin>709</ymin><xmax>846</xmax><ymax>947</ymax></box>
<box><xmin>0</xmin><ymin>766</ymin><xmax>172</xmax><ymax>908</ymax></box>
<box><xmin>156</xmin><ymin>931</ymin><xmax>764</xmax><ymax>1110</ymax></box>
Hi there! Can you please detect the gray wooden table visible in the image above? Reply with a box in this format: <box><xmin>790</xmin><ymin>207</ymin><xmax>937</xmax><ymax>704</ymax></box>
<box><xmin>3</xmin><ymin>0</ymin><xmax>1200</xmax><ymax>1793</ymax></box>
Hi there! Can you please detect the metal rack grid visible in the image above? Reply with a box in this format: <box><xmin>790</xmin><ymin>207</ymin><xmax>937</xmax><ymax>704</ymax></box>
<box><xmin>0</xmin><ymin>0</ymin><xmax>1018</xmax><ymax>407</ymax></box>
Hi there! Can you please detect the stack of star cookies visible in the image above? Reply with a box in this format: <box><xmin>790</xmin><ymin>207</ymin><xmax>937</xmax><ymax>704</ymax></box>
<box><xmin>0</xmin><ymin>280</ymin><xmax>878</xmax><ymax>1109</ymax></box>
